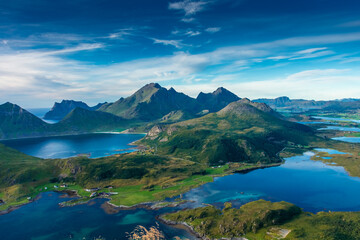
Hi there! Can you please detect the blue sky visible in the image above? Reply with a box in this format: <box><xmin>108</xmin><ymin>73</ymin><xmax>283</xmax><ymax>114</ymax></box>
<box><xmin>1</xmin><ymin>0</ymin><xmax>360</xmax><ymax>107</ymax></box>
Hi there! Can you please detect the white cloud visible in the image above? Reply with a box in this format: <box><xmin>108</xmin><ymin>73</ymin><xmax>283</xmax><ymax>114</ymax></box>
<box><xmin>185</xmin><ymin>30</ymin><xmax>201</xmax><ymax>36</ymax></box>
<box><xmin>151</xmin><ymin>38</ymin><xmax>188</xmax><ymax>48</ymax></box>
<box><xmin>107</xmin><ymin>29</ymin><xmax>133</xmax><ymax>39</ymax></box>
<box><xmin>170</xmin><ymin>69</ymin><xmax>360</xmax><ymax>100</ymax></box>
<box><xmin>181</xmin><ymin>17</ymin><xmax>196</xmax><ymax>23</ymax></box>
<box><xmin>169</xmin><ymin>0</ymin><xmax>210</xmax><ymax>16</ymax></box>
<box><xmin>290</xmin><ymin>50</ymin><xmax>334</xmax><ymax>60</ymax></box>
<box><xmin>205</xmin><ymin>27</ymin><xmax>221</xmax><ymax>33</ymax></box>
<box><xmin>3</xmin><ymin>32</ymin><xmax>360</xmax><ymax>106</ymax></box>
<box><xmin>296</xmin><ymin>47</ymin><xmax>328</xmax><ymax>55</ymax></box>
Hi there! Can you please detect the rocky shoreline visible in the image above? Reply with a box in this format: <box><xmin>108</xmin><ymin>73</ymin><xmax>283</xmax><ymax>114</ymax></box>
<box><xmin>157</xmin><ymin>215</ymin><xmax>249</xmax><ymax>240</ymax></box>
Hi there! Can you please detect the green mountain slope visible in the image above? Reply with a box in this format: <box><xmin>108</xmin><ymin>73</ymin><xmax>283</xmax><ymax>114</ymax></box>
<box><xmin>0</xmin><ymin>102</ymin><xmax>129</xmax><ymax>140</ymax></box>
<box><xmin>0</xmin><ymin>102</ymin><xmax>50</xmax><ymax>139</ymax></box>
<box><xmin>54</xmin><ymin>107</ymin><xmax>129</xmax><ymax>133</ymax></box>
<box><xmin>140</xmin><ymin>99</ymin><xmax>315</xmax><ymax>165</ymax></box>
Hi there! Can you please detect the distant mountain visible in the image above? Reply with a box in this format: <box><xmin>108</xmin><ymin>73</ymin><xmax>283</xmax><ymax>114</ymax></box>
<box><xmin>254</xmin><ymin>97</ymin><xmax>360</xmax><ymax>113</ymax></box>
<box><xmin>196</xmin><ymin>87</ymin><xmax>240</xmax><ymax>112</ymax></box>
<box><xmin>99</xmin><ymin>83</ymin><xmax>201</xmax><ymax>121</ymax></box>
<box><xmin>140</xmin><ymin>99</ymin><xmax>314</xmax><ymax>165</ymax></box>
<box><xmin>0</xmin><ymin>102</ymin><xmax>50</xmax><ymax>139</ymax></box>
<box><xmin>44</xmin><ymin>100</ymin><xmax>107</xmax><ymax>120</ymax></box>
<box><xmin>0</xmin><ymin>102</ymin><xmax>128</xmax><ymax>140</ymax></box>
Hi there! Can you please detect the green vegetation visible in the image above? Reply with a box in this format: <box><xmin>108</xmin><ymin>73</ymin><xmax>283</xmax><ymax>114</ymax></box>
<box><xmin>163</xmin><ymin>200</ymin><xmax>360</xmax><ymax>240</ymax></box>
<box><xmin>140</xmin><ymin>99</ymin><xmax>318</xmax><ymax>166</ymax></box>
<box><xmin>310</xmin><ymin>141</ymin><xmax>360</xmax><ymax>177</ymax></box>
<box><xmin>0</xmin><ymin>138</ymin><xmax>283</xmax><ymax>212</ymax></box>
<box><xmin>0</xmin><ymin>102</ymin><xmax>132</xmax><ymax>140</ymax></box>
<box><xmin>163</xmin><ymin>200</ymin><xmax>302</xmax><ymax>239</ymax></box>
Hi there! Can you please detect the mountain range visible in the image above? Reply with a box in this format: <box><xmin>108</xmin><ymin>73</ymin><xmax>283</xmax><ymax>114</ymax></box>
<box><xmin>254</xmin><ymin>96</ymin><xmax>360</xmax><ymax>112</ymax></box>
<box><xmin>0</xmin><ymin>83</ymin><xmax>244</xmax><ymax>140</ymax></box>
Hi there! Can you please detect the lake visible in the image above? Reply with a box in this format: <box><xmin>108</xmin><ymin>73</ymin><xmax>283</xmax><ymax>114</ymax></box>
<box><xmin>182</xmin><ymin>150</ymin><xmax>360</xmax><ymax>212</ymax></box>
<box><xmin>319</xmin><ymin>126</ymin><xmax>360</xmax><ymax>132</ymax></box>
<box><xmin>313</xmin><ymin>116</ymin><xmax>360</xmax><ymax>123</ymax></box>
<box><xmin>332</xmin><ymin>137</ymin><xmax>360</xmax><ymax>143</ymax></box>
<box><xmin>1</xmin><ymin>133</ymin><xmax>145</xmax><ymax>159</ymax></box>
<box><xmin>2</xmin><ymin>149</ymin><xmax>360</xmax><ymax>239</ymax></box>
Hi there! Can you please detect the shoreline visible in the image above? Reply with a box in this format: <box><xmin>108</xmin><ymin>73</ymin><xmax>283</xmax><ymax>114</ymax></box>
<box><xmin>156</xmin><ymin>215</ymin><xmax>204</xmax><ymax>240</ymax></box>
<box><xmin>0</xmin><ymin>131</ymin><xmax>146</xmax><ymax>142</ymax></box>
<box><xmin>0</xmin><ymin>162</ymin><xmax>284</xmax><ymax>216</ymax></box>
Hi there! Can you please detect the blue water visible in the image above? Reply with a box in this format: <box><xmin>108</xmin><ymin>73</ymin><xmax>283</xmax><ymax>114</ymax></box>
<box><xmin>182</xmin><ymin>151</ymin><xmax>360</xmax><ymax>212</ymax></box>
<box><xmin>2</xmin><ymin>150</ymin><xmax>360</xmax><ymax>239</ymax></box>
<box><xmin>319</xmin><ymin>126</ymin><xmax>360</xmax><ymax>132</ymax></box>
<box><xmin>297</xmin><ymin>121</ymin><xmax>332</xmax><ymax>125</ymax></box>
<box><xmin>26</xmin><ymin>108</ymin><xmax>60</xmax><ymax>124</ymax></box>
<box><xmin>313</xmin><ymin>116</ymin><xmax>360</xmax><ymax>123</ymax></box>
<box><xmin>1</xmin><ymin>133</ymin><xmax>145</xmax><ymax>159</ymax></box>
<box><xmin>332</xmin><ymin>137</ymin><xmax>360</xmax><ymax>143</ymax></box>
<box><xmin>0</xmin><ymin>193</ymin><xmax>194</xmax><ymax>240</ymax></box>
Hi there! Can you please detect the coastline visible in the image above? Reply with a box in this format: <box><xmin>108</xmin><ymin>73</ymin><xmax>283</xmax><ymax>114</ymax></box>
<box><xmin>0</xmin><ymin>130</ymin><xmax>146</xmax><ymax>142</ymax></box>
<box><xmin>156</xmin><ymin>215</ymin><xmax>204</xmax><ymax>240</ymax></box>
<box><xmin>0</xmin><ymin>162</ymin><xmax>284</xmax><ymax>216</ymax></box>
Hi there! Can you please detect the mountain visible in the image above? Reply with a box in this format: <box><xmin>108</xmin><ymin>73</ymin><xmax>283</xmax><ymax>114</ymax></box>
<box><xmin>99</xmin><ymin>83</ymin><xmax>201</xmax><ymax>121</ymax></box>
<box><xmin>0</xmin><ymin>102</ymin><xmax>50</xmax><ymax>139</ymax></box>
<box><xmin>0</xmin><ymin>102</ymin><xmax>129</xmax><ymax>140</ymax></box>
<box><xmin>55</xmin><ymin>107</ymin><xmax>128</xmax><ymax>133</ymax></box>
<box><xmin>196</xmin><ymin>87</ymin><xmax>240</xmax><ymax>112</ymax></box>
<box><xmin>140</xmin><ymin>99</ymin><xmax>315</xmax><ymax>165</ymax></box>
<box><xmin>44</xmin><ymin>100</ymin><xmax>107</xmax><ymax>120</ymax></box>
<box><xmin>254</xmin><ymin>96</ymin><xmax>360</xmax><ymax>113</ymax></box>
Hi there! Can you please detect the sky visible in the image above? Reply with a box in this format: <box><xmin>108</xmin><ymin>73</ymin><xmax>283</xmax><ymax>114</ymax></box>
<box><xmin>1</xmin><ymin>0</ymin><xmax>360</xmax><ymax>107</ymax></box>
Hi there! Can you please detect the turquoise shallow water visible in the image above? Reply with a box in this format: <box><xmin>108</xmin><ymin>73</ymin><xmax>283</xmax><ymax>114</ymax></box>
<box><xmin>2</xmin><ymin>150</ymin><xmax>360</xmax><ymax>239</ymax></box>
<box><xmin>1</xmin><ymin>133</ymin><xmax>145</xmax><ymax>159</ymax></box>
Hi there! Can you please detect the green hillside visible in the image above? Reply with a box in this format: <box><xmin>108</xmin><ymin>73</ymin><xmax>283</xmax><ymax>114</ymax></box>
<box><xmin>0</xmin><ymin>102</ymin><xmax>131</xmax><ymax>140</ymax></box>
<box><xmin>140</xmin><ymin>99</ymin><xmax>316</xmax><ymax>165</ymax></box>
<box><xmin>163</xmin><ymin>200</ymin><xmax>360</xmax><ymax>240</ymax></box>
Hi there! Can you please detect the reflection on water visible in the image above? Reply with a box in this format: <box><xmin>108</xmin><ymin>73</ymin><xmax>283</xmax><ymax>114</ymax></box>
<box><xmin>1</xmin><ymin>133</ymin><xmax>145</xmax><ymax>159</ymax></box>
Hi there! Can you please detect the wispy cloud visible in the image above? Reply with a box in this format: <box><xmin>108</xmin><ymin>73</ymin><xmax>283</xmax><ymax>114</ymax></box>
<box><xmin>170</xmin><ymin>69</ymin><xmax>360</xmax><ymax>100</ymax></box>
<box><xmin>172</xmin><ymin>29</ymin><xmax>201</xmax><ymax>37</ymax></box>
<box><xmin>205</xmin><ymin>27</ymin><xmax>221</xmax><ymax>33</ymax></box>
<box><xmin>106</xmin><ymin>29</ymin><xmax>134</xmax><ymax>39</ymax></box>
<box><xmin>151</xmin><ymin>38</ymin><xmax>188</xmax><ymax>48</ymax></box>
<box><xmin>181</xmin><ymin>17</ymin><xmax>196</xmax><ymax>23</ymax></box>
<box><xmin>169</xmin><ymin>0</ymin><xmax>210</xmax><ymax>16</ymax></box>
<box><xmin>2</xmin><ymin>32</ymin><xmax>360</xmax><ymax>106</ymax></box>
<box><xmin>185</xmin><ymin>30</ymin><xmax>201</xmax><ymax>36</ymax></box>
